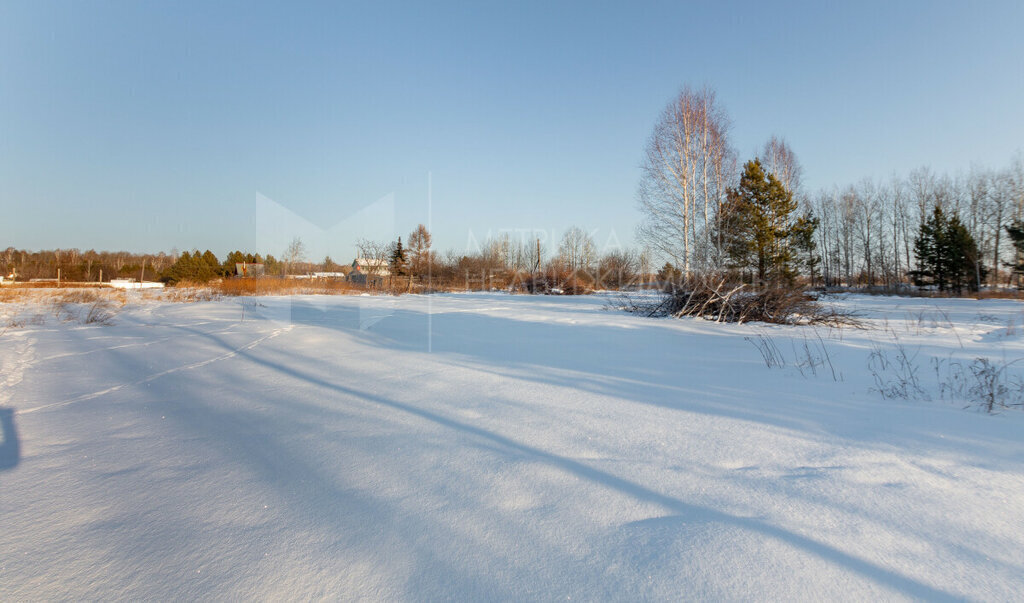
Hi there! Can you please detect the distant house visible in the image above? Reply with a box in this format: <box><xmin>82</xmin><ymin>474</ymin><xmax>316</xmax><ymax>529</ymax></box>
<box><xmin>109</xmin><ymin>279</ymin><xmax>164</xmax><ymax>290</ymax></box>
<box><xmin>312</xmin><ymin>270</ymin><xmax>350</xmax><ymax>279</ymax></box>
<box><xmin>348</xmin><ymin>258</ymin><xmax>389</xmax><ymax>285</ymax></box>
<box><xmin>235</xmin><ymin>262</ymin><xmax>265</xmax><ymax>277</ymax></box>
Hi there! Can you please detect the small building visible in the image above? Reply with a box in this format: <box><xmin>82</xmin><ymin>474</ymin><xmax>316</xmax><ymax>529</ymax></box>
<box><xmin>348</xmin><ymin>258</ymin><xmax>389</xmax><ymax>286</ymax></box>
<box><xmin>109</xmin><ymin>279</ymin><xmax>164</xmax><ymax>290</ymax></box>
<box><xmin>312</xmin><ymin>269</ymin><xmax>351</xmax><ymax>279</ymax></box>
<box><xmin>235</xmin><ymin>262</ymin><xmax>266</xmax><ymax>277</ymax></box>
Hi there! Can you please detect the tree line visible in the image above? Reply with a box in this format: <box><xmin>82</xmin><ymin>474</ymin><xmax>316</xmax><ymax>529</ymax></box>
<box><xmin>637</xmin><ymin>85</ymin><xmax>1024</xmax><ymax>293</ymax></box>
<box><xmin>0</xmin><ymin>248</ymin><xmax>174</xmax><ymax>282</ymax></box>
<box><xmin>6</xmin><ymin>86</ymin><xmax>1022</xmax><ymax>295</ymax></box>
<box><xmin>354</xmin><ymin>224</ymin><xmax>651</xmax><ymax>291</ymax></box>
<box><xmin>1</xmin><ymin>225</ymin><xmax>651</xmax><ymax>291</ymax></box>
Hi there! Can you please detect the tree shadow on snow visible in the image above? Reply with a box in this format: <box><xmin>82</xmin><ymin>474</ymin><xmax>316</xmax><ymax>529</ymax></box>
<box><xmin>90</xmin><ymin>298</ymin><xmax>1011</xmax><ymax>599</ymax></box>
<box><xmin>162</xmin><ymin>319</ymin><xmax>961</xmax><ymax>601</ymax></box>
<box><xmin>281</xmin><ymin>298</ymin><xmax>1024</xmax><ymax>466</ymax></box>
<box><xmin>0</xmin><ymin>407</ymin><xmax>20</xmax><ymax>471</ymax></box>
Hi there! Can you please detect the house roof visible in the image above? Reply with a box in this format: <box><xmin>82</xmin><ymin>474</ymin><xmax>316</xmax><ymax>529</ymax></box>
<box><xmin>353</xmin><ymin>258</ymin><xmax>388</xmax><ymax>267</ymax></box>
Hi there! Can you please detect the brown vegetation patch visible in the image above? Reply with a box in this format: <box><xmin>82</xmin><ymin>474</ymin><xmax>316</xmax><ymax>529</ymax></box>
<box><xmin>623</xmin><ymin>279</ymin><xmax>859</xmax><ymax>326</ymax></box>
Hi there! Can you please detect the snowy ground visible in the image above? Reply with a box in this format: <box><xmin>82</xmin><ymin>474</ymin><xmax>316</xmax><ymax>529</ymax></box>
<box><xmin>1</xmin><ymin>292</ymin><xmax>1023</xmax><ymax>600</ymax></box>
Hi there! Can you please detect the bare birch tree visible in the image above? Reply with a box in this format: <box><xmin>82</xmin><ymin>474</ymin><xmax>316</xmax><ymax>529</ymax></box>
<box><xmin>889</xmin><ymin>175</ymin><xmax>911</xmax><ymax>285</ymax></box>
<box><xmin>283</xmin><ymin>237</ymin><xmax>306</xmax><ymax>275</ymax></box>
<box><xmin>761</xmin><ymin>135</ymin><xmax>803</xmax><ymax>196</ymax></box>
<box><xmin>355</xmin><ymin>239</ymin><xmax>390</xmax><ymax>285</ymax></box>
<box><xmin>855</xmin><ymin>179</ymin><xmax>880</xmax><ymax>285</ymax></box>
<box><xmin>986</xmin><ymin>169</ymin><xmax>1013</xmax><ymax>285</ymax></box>
<box><xmin>638</xmin><ymin>86</ymin><xmax>733</xmax><ymax>277</ymax></box>
<box><xmin>558</xmin><ymin>226</ymin><xmax>596</xmax><ymax>274</ymax></box>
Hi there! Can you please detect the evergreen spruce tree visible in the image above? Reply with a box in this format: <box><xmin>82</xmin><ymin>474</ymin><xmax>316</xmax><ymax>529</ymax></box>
<box><xmin>792</xmin><ymin>210</ymin><xmax>821</xmax><ymax>286</ymax></box>
<box><xmin>913</xmin><ymin>206</ymin><xmax>985</xmax><ymax>293</ymax></box>
<box><xmin>162</xmin><ymin>251</ymin><xmax>192</xmax><ymax>284</ymax></box>
<box><xmin>1004</xmin><ymin>221</ymin><xmax>1024</xmax><ymax>283</ymax></box>
<box><xmin>263</xmin><ymin>254</ymin><xmax>281</xmax><ymax>276</ymax></box>
<box><xmin>657</xmin><ymin>262</ymin><xmax>683</xmax><ymax>284</ymax></box>
<box><xmin>390</xmin><ymin>237</ymin><xmax>407</xmax><ymax>277</ymax></box>
<box><xmin>223</xmin><ymin>251</ymin><xmax>248</xmax><ymax>276</ymax></box>
<box><xmin>912</xmin><ymin>207</ymin><xmax>942</xmax><ymax>288</ymax></box>
<box><xmin>199</xmin><ymin>250</ymin><xmax>220</xmax><ymax>281</ymax></box>
<box><xmin>945</xmin><ymin>216</ymin><xmax>983</xmax><ymax>292</ymax></box>
<box><xmin>161</xmin><ymin>249</ymin><xmax>224</xmax><ymax>283</ymax></box>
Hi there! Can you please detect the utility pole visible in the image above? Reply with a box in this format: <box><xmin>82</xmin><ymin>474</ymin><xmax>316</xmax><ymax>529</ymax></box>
<box><xmin>534</xmin><ymin>238</ymin><xmax>541</xmax><ymax>274</ymax></box>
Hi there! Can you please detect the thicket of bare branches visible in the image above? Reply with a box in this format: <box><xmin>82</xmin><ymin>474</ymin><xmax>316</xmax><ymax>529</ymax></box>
<box><xmin>620</xmin><ymin>277</ymin><xmax>858</xmax><ymax>326</ymax></box>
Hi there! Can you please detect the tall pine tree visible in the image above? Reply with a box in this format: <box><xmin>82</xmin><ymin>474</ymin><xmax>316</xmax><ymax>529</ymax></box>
<box><xmin>719</xmin><ymin>158</ymin><xmax>805</xmax><ymax>284</ymax></box>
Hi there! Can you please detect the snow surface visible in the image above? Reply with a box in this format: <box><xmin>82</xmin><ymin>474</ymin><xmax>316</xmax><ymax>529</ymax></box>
<box><xmin>1</xmin><ymin>292</ymin><xmax>1023</xmax><ymax>600</ymax></box>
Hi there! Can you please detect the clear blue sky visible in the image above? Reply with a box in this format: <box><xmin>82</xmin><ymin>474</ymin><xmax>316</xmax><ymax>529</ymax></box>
<box><xmin>2</xmin><ymin>0</ymin><xmax>1022</xmax><ymax>261</ymax></box>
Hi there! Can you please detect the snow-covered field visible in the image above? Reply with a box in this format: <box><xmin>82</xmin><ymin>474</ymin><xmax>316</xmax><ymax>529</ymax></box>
<box><xmin>1</xmin><ymin>292</ymin><xmax>1023</xmax><ymax>600</ymax></box>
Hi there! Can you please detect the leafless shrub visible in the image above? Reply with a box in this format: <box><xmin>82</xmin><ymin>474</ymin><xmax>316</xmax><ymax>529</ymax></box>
<box><xmin>905</xmin><ymin>309</ymin><xmax>941</xmax><ymax>334</ymax></box>
<box><xmin>742</xmin><ymin>328</ymin><xmax>843</xmax><ymax>381</ymax></box>
<box><xmin>933</xmin><ymin>356</ymin><xmax>1024</xmax><ymax>413</ymax></box>
<box><xmin>1</xmin><ymin>308</ymin><xmax>47</xmax><ymax>332</ymax></box>
<box><xmin>161</xmin><ymin>286</ymin><xmax>222</xmax><ymax>303</ymax></box>
<box><xmin>57</xmin><ymin>289</ymin><xmax>101</xmax><ymax>304</ymax></box>
<box><xmin>933</xmin><ymin>306</ymin><xmax>964</xmax><ymax>348</ymax></box>
<box><xmin>515</xmin><ymin>273</ymin><xmax>592</xmax><ymax>295</ymax></box>
<box><xmin>560</xmin><ymin>277</ymin><xmax>591</xmax><ymax>296</ymax></box>
<box><xmin>623</xmin><ymin>278</ymin><xmax>859</xmax><ymax>326</ymax></box>
<box><xmin>13</xmin><ymin>289</ymin><xmax>123</xmax><ymax>326</ymax></box>
<box><xmin>746</xmin><ymin>333</ymin><xmax>785</xmax><ymax>368</ymax></box>
<box><xmin>902</xmin><ymin>306</ymin><xmax>964</xmax><ymax>346</ymax></box>
<box><xmin>791</xmin><ymin>330</ymin><xmax>843</xmax><ymax>381</ymax></box>
<box><xmin>84</xmin><ymin>301</ymin><xmax>116</xmax><ymax>325</ymax></box>
<box><xmin>969</xmin><ymin>359</ymin><xmax>1013</xmax><ymax>413</ymax></box>
<box><xmin>868</xmin><ymin>335</ymin><xmax>926</xmax><ymax>400</ymax></box>
<box><xmin>607</xmin><ymin>291</ymin><xmax>660</xmax><ymax>314</ymax></box>
<box><xmin>52</xmin><ymin>302</ymin><xmax>79</xmax><ymax>322</ymax></box>
<box><xmin>933</xmin><ymin>357</ymin><xmax>968</xmax><ymax>402</ymax></box>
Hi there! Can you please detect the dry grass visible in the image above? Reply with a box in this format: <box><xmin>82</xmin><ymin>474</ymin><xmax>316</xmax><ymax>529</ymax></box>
<box><xmin>56</xmin><ymin>289</ymin><xmax>102</xmax><ymax>304</ymax></box>
<box><xmin>0</xmin><ymin>287</ymin><xmax>127</xmax><ymax>331</ymax></box>
<box><xmin>213</xmin><ymin>277</ymin><xmax>363</xmax><ymax>296</ymax></box>
<box><xmin>83</xmin><ymin>300</ymin><xmax>117</xmax><ymax>325</ymax></box>
<box><xmin>0</xmin><ymin>287</ymin><xmax>127</xmax><ymax>305</ymax></box>
<box><xmin>49</xmin><ymin>289</ymin><xmax>126</xmax><ymax>325</ymax></box>
<box><xmin>0</xmin><ymin>281</ymin><xmax>101</xmax><ymax>289</ymax></box>
<box><xmin>972</xmin><ymin>290</ymin><xmax>1024</xmax><ymax>300</ymax></box>
<box><xmin>156</xmin><ymin>286</ymin><xmax>221</xmax><ymax>303</ymax></box>
<box><xmin>184</xmin><ymin>277</ymin><xmax>450</xmax><ymax>297</ymax></box>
